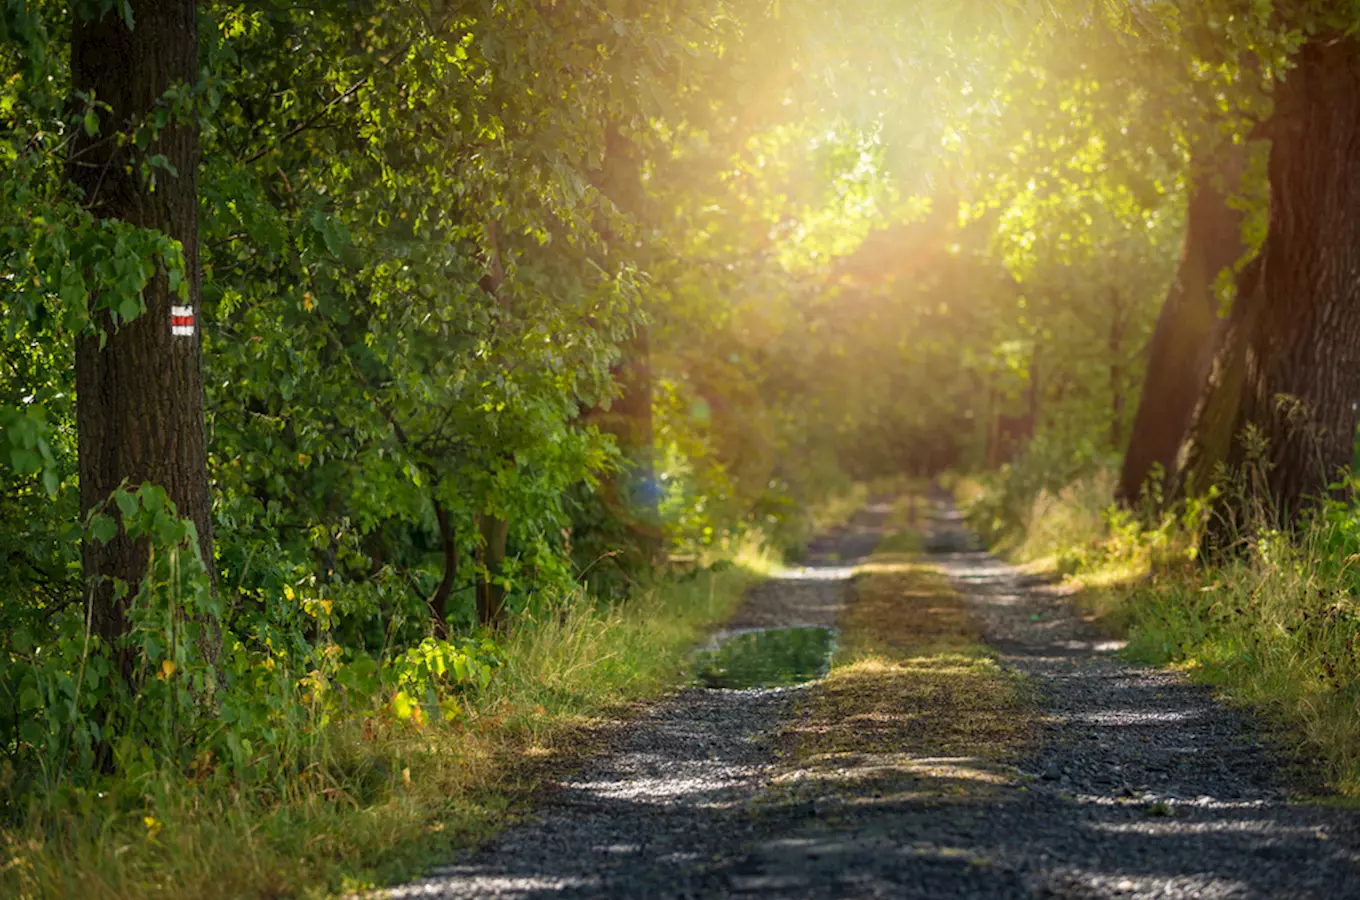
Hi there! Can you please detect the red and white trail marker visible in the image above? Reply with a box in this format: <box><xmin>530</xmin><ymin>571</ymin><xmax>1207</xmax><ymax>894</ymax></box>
<box><xmin>171</xmin><ymin>305</ymin><xmax>195</xmax><ymax>337</ymax></box>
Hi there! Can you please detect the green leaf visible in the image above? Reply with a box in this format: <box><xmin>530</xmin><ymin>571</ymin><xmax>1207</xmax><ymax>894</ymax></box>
<box><xmin>118</xmin><ymin>295</ymin><xmax>141</xmax><ymax>323</ymax></box>
<box><xmin>115</xmin><ymin>488</ymin><xmax>139</xmax><ymax>521</ymax></box>
<box><xmin>310</xmin><ymin>208</ymin><xmax>350</xmax><ymax>256</ymax></box>
<box><xmin>83</xmin><ymin>110</ymin><xmax>99</xmax><ymax>136</ymax></box>
<box><xmin>19</xmin><ymin>722</ymin><xmax>43</xmax><ymax>747</ymax></box>
<box><xmin>89</xmin><ymin>513</ymin><xmax>118</xmax><ymax>544</ymax></box>
<box><xmin>152</xmin><ymin>509</ymin><xmax>181</xmax><ymax>544</ymax></box>
<box><xmin>9</xmin><ymin>447</ymin><xmax>41</xmax><ymax>474</ymax></box>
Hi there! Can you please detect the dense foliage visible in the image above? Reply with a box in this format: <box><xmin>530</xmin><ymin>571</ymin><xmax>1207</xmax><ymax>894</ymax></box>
<box><xmin>6</xmin><ymin>0</ymin><xmax>1360</xmax><ymax>891</ymax></box>
<box><xmin>0</xmin><ymin>0</ymin><xmax>1026</xmax><ymax>807</ymax></box>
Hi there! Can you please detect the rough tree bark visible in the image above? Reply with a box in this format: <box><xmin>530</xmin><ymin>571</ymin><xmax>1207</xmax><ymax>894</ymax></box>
<box><xmin>1116</xmin><ymin>143</ymin><xmax>1249</xmax><ymax>506</ymax></box>
<box><xmin>1176</xmin><ymin>38</ymin><xmax>1360</xmax><ymax>527</ymax></box>
<box><xmin>69</xmin><ymin>0</ymin><xmax>216</xmax><ymax>672</ymax></box>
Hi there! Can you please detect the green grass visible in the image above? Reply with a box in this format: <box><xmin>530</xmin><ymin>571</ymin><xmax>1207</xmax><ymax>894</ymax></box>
<box><xmin>0</xmin><ymin>561</ymin><xmax>769</xmax><ymax>900</ymax></box>
<box><xmin>873</xmin><ymin>529</ymin><xmax>925</xmax><ymax>556</ymax></box>
<box><xmin>1112</xmin><ymin>546</ymin><xmax>1360</xmax><ymax>795</ymax></box>
<box><xmin>693</xmin><ymin>626</ymin><xmax>836</xmax><ymax>689</ymax></box>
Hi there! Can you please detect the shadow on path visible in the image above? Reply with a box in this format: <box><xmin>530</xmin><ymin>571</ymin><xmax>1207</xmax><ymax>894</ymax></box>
<box><xmin>382</xmin><ymin>498</ymin><xmax>1360</xmax><ymax>899</ymax></box>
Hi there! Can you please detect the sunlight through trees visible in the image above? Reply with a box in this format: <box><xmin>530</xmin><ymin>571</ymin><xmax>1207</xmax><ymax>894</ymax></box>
<box><xmin>4</xmin><ymin>1</ymin><xmax>1360</xmax><ymax>894</ymax></box>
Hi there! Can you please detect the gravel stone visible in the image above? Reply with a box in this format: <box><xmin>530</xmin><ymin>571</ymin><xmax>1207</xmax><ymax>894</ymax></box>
<box><xmin>381</xmin><ymin>500</ymin><xmax>1360</xmax><ymax>899</ymax></box>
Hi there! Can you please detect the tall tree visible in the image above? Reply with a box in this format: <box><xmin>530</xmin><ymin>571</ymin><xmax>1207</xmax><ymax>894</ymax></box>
<box><xmin>1117</xmin><ymin>144</ymin><xmax>1249</xmax><ymax>506</ymax></box>
<box><xmin>68</xmin><ymin>0</ymin><xmax>215</xmax><ymax>669</ymax></box>
<box><xmin>586</xmin><ymin>124</ymin><xmax>662</xmax><ymax>568</ymax></box>
<box><xmin>475</xmin><ymin>221</ymin><xmax>511</xmax><ymax>628</ymax></box>
<box><xmin>1177</xmin><ymin>35</ymin><xmax>1360</xmax><ymax>524</ymax></box>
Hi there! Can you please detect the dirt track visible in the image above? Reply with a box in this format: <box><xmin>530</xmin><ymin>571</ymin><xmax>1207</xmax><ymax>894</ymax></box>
<box><xmin>383</xmin><ymin>500</ymin><xmax>1360</xmax><ymax>899</ymax></box>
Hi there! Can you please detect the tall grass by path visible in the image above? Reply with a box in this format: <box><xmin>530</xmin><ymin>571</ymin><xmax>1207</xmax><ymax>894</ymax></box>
<box><xmin>0</xmin><ymin>558</ymin><xmax>770</xmax><ymax>900</ymax></box>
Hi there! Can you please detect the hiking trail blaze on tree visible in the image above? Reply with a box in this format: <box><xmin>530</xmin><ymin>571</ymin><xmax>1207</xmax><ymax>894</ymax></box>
<box><xmin>68</xmin><ymin>0</ymin><xmax>217</xmax><ymax>671</ymax></box>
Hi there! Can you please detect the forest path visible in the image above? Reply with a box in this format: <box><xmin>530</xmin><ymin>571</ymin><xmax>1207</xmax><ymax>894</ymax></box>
<box><xmin>381</xmin><ymin>498</ymin><xmax>1360</xmax><ymax>899</ymax></box>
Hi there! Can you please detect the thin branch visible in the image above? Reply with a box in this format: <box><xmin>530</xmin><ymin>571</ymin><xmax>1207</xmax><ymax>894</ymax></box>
<box><xmin>242</xmin><ymin>79</ymin><xmax>367</xmax><ymax>165</ymax></box>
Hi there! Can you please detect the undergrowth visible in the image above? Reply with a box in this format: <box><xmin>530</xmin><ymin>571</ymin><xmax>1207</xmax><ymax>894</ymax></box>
<box><xmin>959</xmin><ymin>447</ymin><xmax>1360</xmax><ymax>795</ymax></box>
<box><xmin>0</xmin><ymin>560</ymin><xmax>767</xmax><ymax>900</ymax></box>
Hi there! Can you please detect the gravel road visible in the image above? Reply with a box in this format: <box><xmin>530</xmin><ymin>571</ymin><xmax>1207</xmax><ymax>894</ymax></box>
<box><xmin>383</xmin><ymin>500</ymin><xmax>1360</xmax><ymax>899</ymax></box>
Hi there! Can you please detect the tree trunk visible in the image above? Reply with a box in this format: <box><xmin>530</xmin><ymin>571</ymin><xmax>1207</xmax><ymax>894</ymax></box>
<box><xmin>985</xmin><ymin>358</ymin><xmax>1036</xmax><ymax>467</ymax></box>
<box><xmin>1109</xmin><ymin>289</ymin><xmax>1126</xmax><ymax>450</ymax></box>
<box><xmin>597</xmin><ymin>323</ymin><xmax>662</xmax><ymax>557</ymax></box>
<box><xmin>1117</xmin><ymin>143</ymin><xmax>1249</xmax><ymax>505</ymax></box>
<box><xmin>476</xmin><ymin>222</ymin><xmax>511</xmax><ymax>627</ymax></box>
<box><xmin>430</xmin><ymin>500</ymin><xmax>458</xmax><ymax>637</ymax></box>
<box><xmin>69</xmin><ymin>1</ymin><xmax>216</xmax><ymax>672</ymax></box>
<box><xmin>586</xmin><ymin>125</ymin><xmax>662</xmax><ymax>565</ymax></box>
<box><xmin>1177</xmin><ymin>38</ymin><xmax>1360</xmax><ymax>526</ymax></box>
<box><xmin>475</xmin><ymin>513</ymin><xmax>509</xmax><ymax>627</ymax></box>
<box><xmin>1174</xmin><ymin>256</ymin><xmax>1266</xmax><ymax>504</ymax></box>
<box><xmin>985</xmin><ymin>384</ymin><xmax>1002</xmax><ymax>468</ymax></box>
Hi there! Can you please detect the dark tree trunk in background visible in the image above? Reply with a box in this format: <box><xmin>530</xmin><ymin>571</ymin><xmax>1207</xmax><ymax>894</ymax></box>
<box><xmin>1108</xmin><ymin>289</ymin><xmax>1126</xmax><ymax>450</ymax></box>
<box><xmin>1177</xmin><ymin>39</ymin><xmax>1360</xmax><ymax>528</ymax></box>
<box><xmin>1027</xmin><ymin>357</ymin><xmax>1039</xmax><ymax>447</ymax></box>
<box><xmin>475</xmin><ymin>514</ymin><xmax>509</xmax><ymax>627</ymax></box>
<box><xmin>985</xmin><ymin>385</ymin><xmax>1001</xmax><ymax>467</ymax></box>
<box><xmin>429</xmin><ymin>501</ymin><xmax>458</xmax><ymax>636</ymax></box>
<box><xmin>587</xmin><ymin>125</ymin><xmax>662</xmax><ymax>565</ymax></box>
<box><xmin>69</xmin><ymin>1</ymin><xmax>216</xmax><ymax>672</ymax></box>
<box><xmin>985</xmin><ymin>356</ymin><xmax>1037</xmax><ymax>467</ymax></box>
<box><xmin>597</xmin><ymin>324</ymin><xmax>660</xmax><ymax>547</ymax></box>
<box><xmin>477</xmin><ymin>222</ymin><xmax>511</xmax><ymax>628</ymax></box>
<box><xmin>1174</xmin><ymin>257</ymin><xmax>1265</xmax><ymax>504</ymax></box>
<box><xmin>1117</xmin><ymin>143</ymin><xmax>1248</xmax><ymax>506</ymax></box>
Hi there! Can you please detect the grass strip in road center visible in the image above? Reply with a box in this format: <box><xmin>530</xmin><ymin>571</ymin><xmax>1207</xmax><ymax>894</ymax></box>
<box><xmin>772</xmin><ymin>535</ymin><xmax>1037</xmax><ymax>807</ymax></box>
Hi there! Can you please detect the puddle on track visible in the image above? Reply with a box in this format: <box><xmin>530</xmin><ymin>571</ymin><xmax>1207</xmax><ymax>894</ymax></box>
<box><xmin>692</xmin><ymin>626</ymin><xmax>836</xmax><ymax>689</ymax></box>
